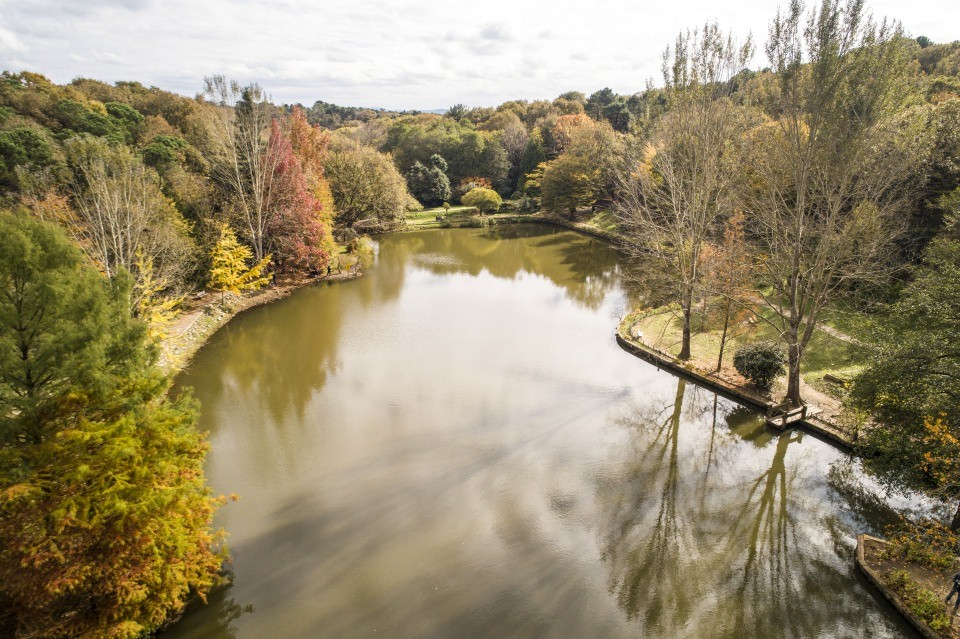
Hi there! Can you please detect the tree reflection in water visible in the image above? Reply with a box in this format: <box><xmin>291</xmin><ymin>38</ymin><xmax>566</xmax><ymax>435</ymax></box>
<box><xmin>600</xmin><ymin>378</ymin><xmax>698</xmax><ymax>632</ymax></box>
<box><xmin>599</xmin><ymin>380</ymin><xmax>884</xmax><ymax>638</ymax></box>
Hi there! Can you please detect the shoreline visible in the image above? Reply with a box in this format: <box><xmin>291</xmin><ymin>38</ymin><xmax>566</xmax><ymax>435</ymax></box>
<box><xmin>614</xmin><ymin>314</ymin><xmax>857</xmax><ymax>449</ymax></box>
<box><xmin>157</xmin><ymin>269</ymin><xmax>362</xmax><ymax>375</ymax></box>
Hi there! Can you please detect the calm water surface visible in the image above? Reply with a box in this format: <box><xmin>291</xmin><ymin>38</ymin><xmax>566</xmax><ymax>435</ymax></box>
<box><xmin>167</xmin><ymin>226</ymin><xmax>915</xmax><ymax>638</ymax></box>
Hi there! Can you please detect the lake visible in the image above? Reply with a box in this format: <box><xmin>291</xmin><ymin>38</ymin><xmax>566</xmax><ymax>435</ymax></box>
<box><xmin>166</xmin><ymin>225</ymin><xmax>915</xmax><ymax>638</ymax></box>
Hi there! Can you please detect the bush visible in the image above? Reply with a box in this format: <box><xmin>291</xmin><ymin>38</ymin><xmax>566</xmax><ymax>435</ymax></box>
<box><xmin>733</xmin><ymin>341</ymin><xmax>786</xmax><ymax>390</ymax></box>
<box><xmin>882</xmin><ymin>518</ymin><xmax>960</xmax><ymax>571</ymax></box>
<box><xmin>461</xmin><ymin>187</ymin><xmax>502</xmax><ymax>213</ymax></box>
<box><xmin>883</xmin><ymin>570</ymin><xmax>952</xmax><ymax>631</ymax></box>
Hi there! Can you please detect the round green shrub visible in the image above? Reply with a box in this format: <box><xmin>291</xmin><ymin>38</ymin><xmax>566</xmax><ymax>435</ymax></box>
<box><xmin>733</xmin><ymin>341</ymin><xmax>786</xmax><ymax>390</ymax></box>
<box><xmin>461</xmin><ymin>187</ymin><xmax>502</xmax><ymax>213</ymax></box>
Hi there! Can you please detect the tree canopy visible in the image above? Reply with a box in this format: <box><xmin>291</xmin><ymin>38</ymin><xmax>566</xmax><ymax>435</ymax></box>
<box><xmin>0</xmin><ymin>213</ymin><xmax>223</xmax><ymax>638</ymax></box>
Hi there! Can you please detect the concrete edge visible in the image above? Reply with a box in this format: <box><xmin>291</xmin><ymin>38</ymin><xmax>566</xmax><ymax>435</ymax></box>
<box><xmin>614</xmin><ymin>318</ymin><xmax>856</xmax><ymax>451</ymax></box>
<box><xmin>855</xmin><ymin>534</ymin><xmax>944</xmax><ymax>639</ymax></box>
<box><xmin>530</xmin><ymin>215</ymin><xmax>621</xmax><ymax>243</ymax></box>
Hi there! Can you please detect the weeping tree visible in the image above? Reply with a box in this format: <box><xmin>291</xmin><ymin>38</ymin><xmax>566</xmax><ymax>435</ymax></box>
<box><xmin>740</xmin><ymin>0</ymin><xmax>923</xmax><ymax>406</ymax></box>
<box><xmin>617</xmin><ymin>23</ymin><xmax>754</xmax><ymax>360</ymax></box>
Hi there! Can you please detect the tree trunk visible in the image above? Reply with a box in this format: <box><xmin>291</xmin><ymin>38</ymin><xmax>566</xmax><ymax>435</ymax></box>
<box><xmin>785</xmin><ymin>339</ymin><xmax>802</xmax><ymax>408</ymax></box>
<box><xmin>716</xmin><ymin>305</ymin><xmax>731</xmax><ymax>373</ymax></box>
<box><xmin>950</xmin><ymin>502</ymin><xmax>960</xmax><ymax>533</ymax></box>
<box><xmin>679</xmin><ymin>290</ymin><xmax>693</xmax><ymax>360</ymax></box>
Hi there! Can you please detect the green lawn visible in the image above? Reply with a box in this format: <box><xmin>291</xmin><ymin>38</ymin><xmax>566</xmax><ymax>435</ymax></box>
<box><xmin>630</xmin><ymin>299</ymin><xmax>873</xmax><ymax>399</ymax></box>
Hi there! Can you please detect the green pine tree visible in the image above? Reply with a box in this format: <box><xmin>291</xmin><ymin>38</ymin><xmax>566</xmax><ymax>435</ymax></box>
<box><xmin>0</xmin><ymin>212</ymin><xmax>225</xmax><ymax>638</ymax></box>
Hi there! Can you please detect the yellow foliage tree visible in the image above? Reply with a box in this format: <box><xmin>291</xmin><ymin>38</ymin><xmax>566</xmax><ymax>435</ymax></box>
<box><xmin>208</xmin><ymin>225</ymin><xmax>271</xmax><ymax>302</ymax></box>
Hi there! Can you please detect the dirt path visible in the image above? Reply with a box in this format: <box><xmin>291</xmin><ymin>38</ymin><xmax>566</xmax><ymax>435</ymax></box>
<box><xmin>818</xmin><ymin>323</ymin><xmax>866</xmax><ymax>347</ymax></box>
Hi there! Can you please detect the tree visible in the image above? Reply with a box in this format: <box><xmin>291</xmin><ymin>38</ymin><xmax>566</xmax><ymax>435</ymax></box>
<box><xmin>62</xmin><ymin>135</ymin><xmax>194</xmax><ymax>308</ymax></box>
<box><xmin>0</xmin><ymin>213</ymin><xmax>223</xmax><ymax>638</ymax></box>
<box><xmin>265</xmin><ymin>119</ymin><xmax>333</xmax><ymax>272</ymax></box>
<box><xmin>286</xmin><ymin>106</ymin><xmax>337</xmax><ymax>264</ymax></box>
<box><xmin>202</xmin><ymin>76</ymin><xmax>280</xmax><ymax>263</ymax></box>
<box><xmin>461</xmin><ymin>187</ymin><xmax>502</xmax><ymax>213</ymax></box>
<box><xmin>617</xmin><ymin>23</ymin><xmax>753</xmax><ymax>359</ymax></box>
<box><xmin>541</xmin><ymin>155</ymin><xmax>599</xmax><ymax>217</ymax></box>
<box><xmin>517</xmin><ymin>130</ymin><xmax>546</xmax><ymax>191</ymax></box>
<box><xmin>586</xmin><ymin>87</ymin><xmax>616</xmax><ymax>120</ymax></box>
<box><xmin>0</xmin><ymin>127</ymin><xmax>54</xmax><ymax>190</ymax></box>
<box><xmin>603</xmin><ymin>97</ymin><xmax>633</xmax><ymax>132</ymax></box>
<box><xmin>853</xmin><ymin>228</ymin><xmax>960</xmax><ymax>529</ymax></box>
<box><xmin>405</xmin><ymin>154</ymin><xmax>451</xmax><ymax>207</ymax></box>
<box><xmin>446</xmin><ymin>104</ymin><xmax>468</xmax><ymax>121</ymax></box>
<box><xmin>703</xmin><ymin>211</ymin><xmax>753</xmax><ymax>371</ymax></box>
<box><xmin>324</xmin><ymin>135</ymin><xmax>409</xmax><ymax>229</ymax></box>
<box><xmin>742</xmin><ymin>0</ymin><xmax>917</xmax><ymax>406</ymax></box>
<box><xmin>208</xmin><ymin>224</ymin><xmax>271</xmax><ymax>301</ymax></box>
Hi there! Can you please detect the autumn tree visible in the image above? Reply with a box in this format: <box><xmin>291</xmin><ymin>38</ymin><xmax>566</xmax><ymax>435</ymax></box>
<box><xmin>617</xmin><ymin>23</ymin><xmax>753</xmax><ymax>359</ymax></box>
<box><xmin>0</xmin><ymin>213</ymin><xmax>223</xmax><ymax>638</ymax></box>
<box><xmin>703</xmin><ymin>211</ymin><xmax>753</xmax><ymax>371</ymax></box>
<box><xmin>61</xmin><ymin>135</ymin><xmax>194</xmax><ymax>307</ymax></box>
<box><xmin>201</xmin><ymin>76</ymin><xmax>280</xmax><ymax>262</ymax></box>
<box><xmin>208</xmin><ymin>224</ymin><xmax>271</xmax><ymax>301</ymax></box>
<box><xmin>742</xmin><ymin>0</ymin><xmax>918</xmax><ymax>406</ymax></box>
<box><xmin>324</xmin><ymin>135</ymin><xmax>409</xmax><ymax>229</ymax></box>
<box><xmin>541</xmin><ymin>155</ymin><xmax>599</xmax><ymax>217</ymax></box>
<box><xmin>286</xmin><ymin>106</ymin><xmax>337</xmax><ymax>263</ymax></box>
<box><xmin>265</xmin><ymin>120</ymin><xmax>332</xmax><ymax>272</ymax></box>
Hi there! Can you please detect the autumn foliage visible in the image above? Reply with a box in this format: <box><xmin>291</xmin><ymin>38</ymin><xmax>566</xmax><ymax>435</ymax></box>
<box><xmin>0</xmin><ymin>214</ymin><xmax>224</xmax><ymax>638</ymax></box>
<box><xmin>266</xmin><ymin>119</ymin><xmax>332</xmax><ymax>272</ymax></box>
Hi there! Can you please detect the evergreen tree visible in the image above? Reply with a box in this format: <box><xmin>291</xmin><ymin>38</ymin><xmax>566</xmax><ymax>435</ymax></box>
<box><xmin>854</xmin><ymin>224</ymin><xmax>960</xmax><ymax>528</ymax></box>
<box><xmin>0</xmin><ymin>212</ymin><xmax>224</xmax><ymax>638</ymax></box>
<box><xmin>405</xmin><ymin>154</ymin><xmax>451</xmax><ymax>207</ymax></box>
<box><xmin>208</xmin><ymin>224</ymin><xmax>272</xmax><ymax>302</ymax></box>
<box><xmin>517</xmin><ymin>130</ymin><xmax>546</xmax><ymax>191</ymax></box>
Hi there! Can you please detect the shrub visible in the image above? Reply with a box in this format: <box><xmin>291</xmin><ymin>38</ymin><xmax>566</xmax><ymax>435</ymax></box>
<box><xmin>733</xmin><ymin>341</ymin><xmax>786</xmax><ymax>390</ymax></box>
<box><xmin>882</xmin><ymin>518</ymin><xmax>959</xmax><ymax>571</ymax></box>
<box><xmin>883</xmin><ymin>570</ymin><xmax>952</xmax><ymax>631</ymax></box>
<box><xmin>461</xmin><ymin>187</ymin><xmax>502</xmax><ymax>213</ymax></box>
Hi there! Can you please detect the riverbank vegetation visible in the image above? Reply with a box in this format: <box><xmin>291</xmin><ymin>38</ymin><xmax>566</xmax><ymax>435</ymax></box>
<box><xmin>2</xmin><ymin>0</ymin><xmax>960</xmax><ymax>634</ymax></box>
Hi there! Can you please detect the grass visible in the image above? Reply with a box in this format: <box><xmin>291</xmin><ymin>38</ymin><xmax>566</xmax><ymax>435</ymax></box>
<box><xmin>818</xmin><ymin>297</ymin><xmax>880</xmax><ymax>344</ymax></box>
<box><xmin>629</xmin><ymin>299</ymin><xmax>873</xmax><ymax>399</ymax></box>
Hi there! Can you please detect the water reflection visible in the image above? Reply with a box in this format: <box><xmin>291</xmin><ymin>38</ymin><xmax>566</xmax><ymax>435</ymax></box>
<box><xmin>599</xmin><ymin>380</ymin><xmax>913</xmax><ymax>638</ymax></box>
<box><xmin>167</xmin><ymin>227</ymin><xmax>915</xmax><ymax>639</ymax></box>
<box><xmin>383</xmin><ymin>227</ymin><xmax>623</xmax><ymax>310</ymax></box>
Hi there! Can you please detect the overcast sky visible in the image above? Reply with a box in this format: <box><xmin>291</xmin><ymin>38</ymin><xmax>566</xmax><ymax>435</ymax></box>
<box><xmin>1</xmin><ymin>0</ymin><xmax>958</xmax><ymax>111</ymax></box>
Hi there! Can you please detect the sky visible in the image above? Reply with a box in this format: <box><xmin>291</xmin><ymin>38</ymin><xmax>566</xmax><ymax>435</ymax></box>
<box><xmin>1</xmin><ymin>0</ymin><xmax>958</xmax><ymax>111</ymax></box>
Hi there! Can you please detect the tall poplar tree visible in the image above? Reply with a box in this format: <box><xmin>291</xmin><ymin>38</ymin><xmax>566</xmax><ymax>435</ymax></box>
<box><xmin>618</xmin><ymin>23</ymin><xmax>753</xmax><ymax>360</ymax></box>
<box><xmin>743</xmin><ymin>0</ymin><xmax>918</xmax><ymax>406</ymax></box>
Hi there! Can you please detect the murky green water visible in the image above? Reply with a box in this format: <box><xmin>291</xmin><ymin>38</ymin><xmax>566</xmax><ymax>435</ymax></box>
<box><xmin>166</xmin><ymin>226</ymin><xmax>915</xmax><ymax>638</ymax></box>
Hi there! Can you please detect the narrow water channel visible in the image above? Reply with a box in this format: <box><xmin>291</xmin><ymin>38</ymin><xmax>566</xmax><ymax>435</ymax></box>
<box><xmin>167</xmin><ymin>226</ymin><xmax>915</xmax><ymax>638</ymax></box>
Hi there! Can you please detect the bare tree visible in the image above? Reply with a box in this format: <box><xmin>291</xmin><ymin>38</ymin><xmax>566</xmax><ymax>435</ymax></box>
<box><xmin>202</xmin><ymin>75</ymin><xmax>282</xmax><ymax>262</ymax></box>
<box><xmin>617</xmin><ymin>23</ymin><xmax>754</xmax><ymax>360</ymax></box>
<box><xmin>61</xmin><ymin>136</ymin><xmax>193</xmax><ymax>300</ymax></box>
<box><xmin>741</xmin><ymin>0</ymin><xmax>922</xmax><ymax>406</ymax></box>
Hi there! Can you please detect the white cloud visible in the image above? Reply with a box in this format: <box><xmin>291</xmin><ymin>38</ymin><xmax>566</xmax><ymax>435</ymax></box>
<box><xmin>0</xmin><ymin>0</ymin><xmax>957</xmax><ymax>110</ymax></box>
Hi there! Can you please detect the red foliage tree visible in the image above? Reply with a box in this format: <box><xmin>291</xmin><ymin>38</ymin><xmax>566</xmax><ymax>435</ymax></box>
<box><xmin>266</xmin><ymin>119</ymin><xmax>332</xmax><ymax>272</ymax></box>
